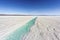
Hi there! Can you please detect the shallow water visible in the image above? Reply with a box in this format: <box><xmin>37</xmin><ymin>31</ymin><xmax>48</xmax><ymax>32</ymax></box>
<box><xmin>5</xmin><ymin>17</ymin><xmax>37</xmax><ymax>40</ymax></box>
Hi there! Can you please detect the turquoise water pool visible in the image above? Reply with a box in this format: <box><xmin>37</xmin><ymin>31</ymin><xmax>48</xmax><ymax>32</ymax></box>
<box><xmin>5</xmin><ymin>17</ymin><xmax>37</xmax><ymax>40</ymax></box>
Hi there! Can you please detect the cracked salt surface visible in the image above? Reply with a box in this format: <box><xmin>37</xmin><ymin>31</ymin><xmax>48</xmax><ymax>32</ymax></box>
<box><xmin>22</xmin><ymin>16</ymin><xmax>60</xmax><ymax>40</ymax></box>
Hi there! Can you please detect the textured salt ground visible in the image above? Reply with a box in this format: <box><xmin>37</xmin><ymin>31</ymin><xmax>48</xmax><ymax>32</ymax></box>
<box><xmin>0</xmin><ymin>16</ymin><xmax>60</xmax><ymax>40</ymax></box>
<box><xmin>22</xmin><ymin>16</ymin><xmax>60</xmax><ymax>40</ymax></box>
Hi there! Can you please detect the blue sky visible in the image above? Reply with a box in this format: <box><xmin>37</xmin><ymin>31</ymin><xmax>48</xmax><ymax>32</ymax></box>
<box><xmin>0</xmin><ymin>0</ymin><xmax>60</xmax><ymax>15</ymax></box>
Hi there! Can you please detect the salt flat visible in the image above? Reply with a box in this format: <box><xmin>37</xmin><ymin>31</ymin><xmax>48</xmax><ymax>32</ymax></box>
<box><xmin>0</xmin><ymin>16</ymin><xmax>60</xmax><ymax>40</ymax></box>
<box><xmin>23</xmin><ymin>16</ymin><xmax>60</xmax><ymax>40</ymax></box>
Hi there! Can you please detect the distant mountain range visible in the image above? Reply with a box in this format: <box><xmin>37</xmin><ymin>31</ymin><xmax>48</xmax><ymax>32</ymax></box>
<box><xmin>0</xmin><ymin>14</ymin><xmax>60</xmax><ymax>16</ymax></box>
